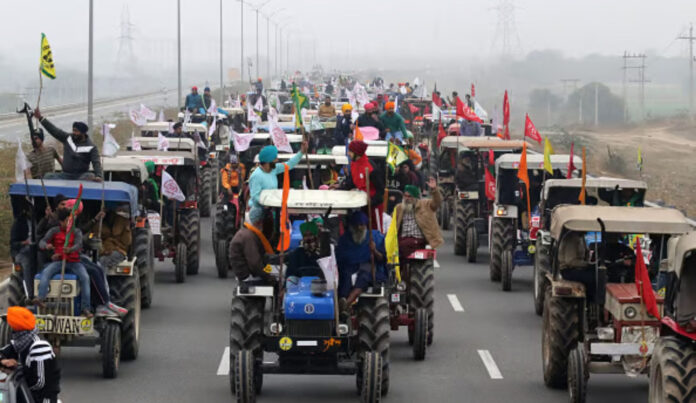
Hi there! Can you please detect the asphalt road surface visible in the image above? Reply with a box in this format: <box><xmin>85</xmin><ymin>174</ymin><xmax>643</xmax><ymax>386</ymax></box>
<box><xmin>56</xmin><ymin>218</ymin><xmax>649</xmax><ymax>402</ymax></box>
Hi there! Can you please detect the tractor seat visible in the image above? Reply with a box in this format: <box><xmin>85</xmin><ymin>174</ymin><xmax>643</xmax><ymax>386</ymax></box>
<box><xmin>558</xmin><ymin>232</ymin><xmax>588</xmax><ymax>270</ymax></box>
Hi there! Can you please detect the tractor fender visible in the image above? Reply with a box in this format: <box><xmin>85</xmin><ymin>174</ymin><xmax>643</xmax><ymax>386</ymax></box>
<box><xmin>549</xmin><ymin>279</ymin><xmax>586</xmax><ymax>299</ymax></box>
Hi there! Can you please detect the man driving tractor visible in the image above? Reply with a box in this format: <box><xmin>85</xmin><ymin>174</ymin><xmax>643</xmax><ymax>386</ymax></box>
<box><xmin>220</xmin><ymin>154</ymin><xmax>246</xmax><ymax>196</ymax></box>
<box><xmin>229</xmin><ymin>208</ymin><xmax>276</xmax><ymax>285</ymax></box>
<box><xmin>392</xmin><ymin>179</ymin><xmax>443</xmax><ymax>264</ymax></box>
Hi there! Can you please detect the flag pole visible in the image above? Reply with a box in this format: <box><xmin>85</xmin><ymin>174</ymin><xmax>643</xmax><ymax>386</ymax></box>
<box><xmin>365</xmin><ymin>167</ymin><xmax>376</xmax><ymax>285</ymax></box>
<box><xmin>36</xmin><ymin>67</ymin><xmax>44</xmax><ymax>109</ymax></box>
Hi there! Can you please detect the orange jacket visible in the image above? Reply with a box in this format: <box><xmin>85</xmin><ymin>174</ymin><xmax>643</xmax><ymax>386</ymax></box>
<box><xmin>408</xmin><ymin>149</ymin><xmax>423</xmax><ymax>167</ymax></box>
<box><xmin>221</xmin><ymin>163</ymin><xmax>246</xmax><ymax>189</ymax></box>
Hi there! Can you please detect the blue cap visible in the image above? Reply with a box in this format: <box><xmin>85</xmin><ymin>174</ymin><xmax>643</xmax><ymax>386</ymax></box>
<box><xmin>258</xmin><ymin>145</ymin><xmax>278</xmax><ymax>163</ymax></box>
<box><xmin>349</xmin><ymin>211</ymin><xmax>368</xmax><ymax>226</ymax></box>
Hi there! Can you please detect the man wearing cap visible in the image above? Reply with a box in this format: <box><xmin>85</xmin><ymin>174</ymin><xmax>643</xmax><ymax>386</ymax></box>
<box><xmin>27</xmin><ymin>129</ymin><xmax>62</xmax><ymax>179</ymax></box>
<box><xmin>336</xmin><ymin>211</ymin><xmax>387</xmax><ymax>306</ymax></box>
<box><xmin>185</xmin><ymin>86</ymin><xmax>204</xmax><ymax>112</ymax></box>
<box><xmin>357</xmin><ymin>103</ymin><xmax>386</xmax><ymax>140</ymax></box>
<box><xmin>392</xmin><ymin>177</ymin><xmax>443</xmax><ymax>267</ymax></box>
<box><xmin>335</xmin><ymin>104</ymin><xmax>353</xmax><ymax>146</ymax></box>
<box><xmin>380</xmin><ymin>101</ymin><xmax>409</xmax><ymax>142</ymax></box>
<box><xmin>34</xmin><ymin>108</ymin><xmax>102</xmax><ymax>181</ymax></box>
<box><xmin>247</xmin><ymin>142</ymin><xmax>308</xmax><ymax>220</ymax></box>
<box><xmin>0</xmin><ymin>306</ymin><xmax>61</xmax><ymax>402</ymax></box>
<box><xmin>342</xmin><ymin>140</ymin><xmax>385</xmax><ymax>232</ymax></box>
<box><xmin>229</xmin><ymin>208</ymin><xmax>276</xmax><ymax>283</ymax></box>
<box><xmin>202</xmin><ymin>87</ymin><xmax>213</xmax><ymax>110</ymax></box>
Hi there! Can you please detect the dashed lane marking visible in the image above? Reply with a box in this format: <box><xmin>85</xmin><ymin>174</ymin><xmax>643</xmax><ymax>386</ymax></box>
<box><xmin>447</xmin><ymin>294</ymin><xmax>464</xmax><ymax>312</ymax></box>
<box><xmin>217</xmin><ymin>347</ymin><xmax>229</xmax><ymax>376</ymax></box>
<box><xmin>477</xmin><ymin>350</ymin><xmax>503</xmax><ymax>379</ymax></box>
<box><xmin>434</xmin><ymin>260</ymin><xmax>440</xmax><ymax>268</ymax></box>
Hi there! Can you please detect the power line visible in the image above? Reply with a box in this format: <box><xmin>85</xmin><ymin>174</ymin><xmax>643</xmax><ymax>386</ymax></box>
<box><xmin>678</xmin><ymin>23</ymin><xmax>695</xmax><ymax>114</ymax></box>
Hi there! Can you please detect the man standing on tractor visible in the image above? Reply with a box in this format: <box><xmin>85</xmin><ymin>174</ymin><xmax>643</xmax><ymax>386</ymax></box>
<box><xmin>247</xmin><ymin>143</ymin><xmax>308</xmax><ymax>221</ymax></box>
<box><xmin>318</xmin><ymin>96</ymin><xmax>336</xmax><ymax>119</ymax></box>
<box><xmin>336</xmin><ymin>211</ymin><xmax>387</xmax><ymax>307</ymax></box>
<box><xmin>392</xmin><ymin>179</ymin><xmax>443</xmax><ymax>264</ymax></box>
<box><xmin>380</xmin><ymin>101</ymin><xmax>409</xmax><ymax>142</ymax></box>
<box><xmin>221</xmin><ymin>154</ymin><xmax>246</xmax><ymax>197</ymax></box>
<box><xmin>229</xmin><ymin>208</ymin><xmax>276</xmax><ymax>284</ymax></box>
<box><xmin>33</xmin><ymin>108</ymin><xmax>103</xmax><ymax>182</ymax></box>
<box><xmin>27</xmin><ymin>129</ymin><xmax>62</xmax><ymax>179</ymax></box>
<box><xmin>335</xmin><ymin>104</ymin><xmax>353</xmax><ymax>146</ymax></box>
<box><xmin>185</xmin><ymin>86</ymin><xmax>204</xmax><ymax>112</ymax></box>
<box><xmin>255</xmin><ymin>78</ymin><xmax>264</xmax><ymax>95</ymax></box>
<box><xmin>342</xmin><ymin>140</ymin><xmax>385</xmax><ymax>232</ymax></box>
<box><xmin>0</xmin><ymin>306</ymin><xmax>61</xmax><ymax>403</ymax></box>
<box><xmin>202</xmin><ymin>87</ymin><xmax>213</xmax><ymax>110</ymax></box>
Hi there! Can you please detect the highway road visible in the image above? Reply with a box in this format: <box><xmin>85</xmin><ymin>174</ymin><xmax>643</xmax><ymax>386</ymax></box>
<box><xmin>51</xmin><ymin>219</ymin><xmax>649</xmax><ymax>403</ymax></box>
<box><xmin>0</xmin><ymin>90</ymin><xmax>175</xmax><ymax>141</ymax></box>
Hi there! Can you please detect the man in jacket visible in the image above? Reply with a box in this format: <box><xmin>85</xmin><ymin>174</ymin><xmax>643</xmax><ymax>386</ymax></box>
<box><xmin>392</xmin><ymin>178</ymin><xmax>443</xmax><ymax>267</ymax></box>
<box><xmin>28</xmin><ymin>129</ymin><xmax>62</xmax><ymax>179</ymax></box>
<box><xmin>334</xmin><ymin>104</ymin><xmax>353</xmax><ymax>146</ymax></box>
<box><xmin>318</xmin><ymin>96</ymin><xmax>336</xmax><ymax>119</ymax></box>
<box><xmin>0</xmin><ymin>307</ymin><xmax>61</xmax><ymax>402</ymax></box>
<box><xmin>34</xmin><ymin>108</ymin><xmax>102</xmax><ymax>181</ymax></box>
<box><xmin>380</xmin><ymin>101</ymin><xmax>408</xmax><ymax>142</ymax></box>
<box><xmin>229</xmin><ymin>208</ymin><xmax>276</xmax><ymax>284</ymax></box>
<box><xmin>356</xmin><ymin>103</ymin><xmax>386</xmax><ymax>140</ymax></box>
<box><xmin>185</xmin><ymin>86</ymin><xmax>204</xmax><ymax>112</ymax></box>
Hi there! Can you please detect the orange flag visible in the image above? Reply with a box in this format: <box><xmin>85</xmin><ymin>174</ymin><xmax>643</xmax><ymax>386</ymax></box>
<box><xmin>579</xmin><ymin>147</ymin><xmax>587</xmax><ymax>205</ymax></box>
<box><xmin>354</xmin><ymin>123</ymin><xmax>363</xmax><ymax>141</ymax></box>
<box><xmin>517</xmin><ymin>142</ymin><xmax>531</xmax><ymax>226</ymax></box>
<box><xmin>277</xmin><ymin>163</ymin><xmax>291</xmax><ymax>251</ymax></box>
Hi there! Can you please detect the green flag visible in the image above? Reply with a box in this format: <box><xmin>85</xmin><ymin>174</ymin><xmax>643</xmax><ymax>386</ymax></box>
<box><xmin>291</xmin><ymin>83</ymin><xmax>309</xmax><ymax>128</ymax></box>
<box><xmin>387</xmin><ymin>142</ymin><xmax>408</xmax><ymax>173</ymax></box>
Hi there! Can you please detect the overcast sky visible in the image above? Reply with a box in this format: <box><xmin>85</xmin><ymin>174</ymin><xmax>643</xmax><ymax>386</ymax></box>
<box><xmin>1</xmin><ymin>0</ymin><xmax>696</xmax><ymax>75</ymax></box>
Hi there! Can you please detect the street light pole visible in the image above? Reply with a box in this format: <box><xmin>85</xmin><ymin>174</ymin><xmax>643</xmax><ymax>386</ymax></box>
<box><xmin>88</xmin><ymin>0</ymin><xmax>94</xmax><ymax>130</ymax></box>
<box><xmin>240</xmin><ymin>0</ymin><xmax>244</xmax><ymax>83</ymax></box>
<box><xmin>177</xmin><ymin>0</ymin><xmax>182</xmax><ymax>109</ymax></box>
<box><xmin>219</xmin><ymin>0</ymin><xmax>224</xmax><ymax>100</ymax></box>
<box><xmin>255</xmin><ymin>8</ymin><xmax>259</xmax><ymax>80</ymax></box>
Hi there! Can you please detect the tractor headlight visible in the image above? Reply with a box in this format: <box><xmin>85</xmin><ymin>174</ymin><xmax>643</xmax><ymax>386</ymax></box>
<box><xmin>527</xmin><ymin>244</ymin><xmax>536</xmax><ymax>254</ymax></box>
<box><xmin>338</xmin><ymin>324</ymin><xmax>349</xmax><ymax>335</ymax></box>
<box><xmin>61</xmin><ymin>283</ymin><xmax>73</xmax><ymax>295</ymax></box>
<box><xmin>596</xmin><ymin>327</ymin><xmax>614</xmax><ymax>341</ymax></box>
<box><xmin>624</xmin><ymin>306</ymin><xmax>638</xmax><ymax>320</ymax></box>
<box><xmin>496</xmin><ymin>207</ymin><xmax>507</xmax><ymax>217</ymax></box>
<box><xmin>396</xmin><ymin>282</ymin><xmax>407</xmax><ymax>292</ymax></box>
<box><xmin>269</xmin><ymin>322</ymin><xmax>283</xmax><ymax>334</ymax></box>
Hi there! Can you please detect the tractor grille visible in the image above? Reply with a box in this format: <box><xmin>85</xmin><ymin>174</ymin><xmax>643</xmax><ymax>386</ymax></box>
<box><xmin>286</xmin><ymin>320</ymin><xmax>333</xmax><ymax>338</ymax></box>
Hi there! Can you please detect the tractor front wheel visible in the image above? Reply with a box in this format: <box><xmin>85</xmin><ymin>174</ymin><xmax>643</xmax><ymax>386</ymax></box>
<box><xmin>542</xmin><ymin>288</ymin><xmax>581</xmax><ymax>389</ymax></box>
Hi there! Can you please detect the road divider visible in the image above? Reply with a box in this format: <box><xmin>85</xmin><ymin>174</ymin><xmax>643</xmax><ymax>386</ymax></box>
<box><xmin>447</xmin><ymin>294</ymin><xmax>464</xmax><ymax>312</ymax></box>
<box><xmin>477</xmin><ymin>350</ymin><xmax>503</xmax><ymax>379</ymax></box>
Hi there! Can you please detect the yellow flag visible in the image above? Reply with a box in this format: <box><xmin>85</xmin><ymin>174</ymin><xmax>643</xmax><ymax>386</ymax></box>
<box><xmin>40</xmin><ymin>33</ymin><xmax>56</xmax><ymax>79</ymax></box>
<box><xmin>543</xmin><ymin>137</ymin><xmax>554</xmax><ymax>174</ymax></box>
<box><xmin>385</xmin><ymin>207</ymin><xmax>401</xmax><ymax>283</ymax></box>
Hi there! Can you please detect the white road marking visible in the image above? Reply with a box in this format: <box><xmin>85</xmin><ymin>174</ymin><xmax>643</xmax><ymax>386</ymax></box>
<box><xmin>447</xmin><ymin>294</ymin><xmax>464</xmax><ymax>312</ymax></box>
<box><xmin>434</xmin><ymin>260</ymin><xmax>440</xmax><ymax>268</ymax></box>
<box><xmin>217</xmin><ymin>347</ymin><xmax>229</xmax><ymax>376</ymax></box>
<box><xmin>477</xmin><ymin>350</ymin><xmax>503</xmax><ymax>379</ymax></box>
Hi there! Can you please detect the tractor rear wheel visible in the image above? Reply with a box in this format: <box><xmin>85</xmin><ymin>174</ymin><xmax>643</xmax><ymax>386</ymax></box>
<box><xmin>409</xmin><ymin>259</ymin><xmax>434</xmax><ymax>346</ymax></box>
<box><xmin>568</xmin><ymin>344</ymin><xmax>588</xmax><ymax>403</ymax></box>
<box><xmin>650</xmin><ymin>336</ymin><xmax>696</xmax><ymax>403</ymax></box>
<box><xmin>229</xmin><ymin>295</ymin><xmax>264</xmax><ymax>394</ymax></box>
<box><xmin>357</xmin><ymin>297</ymin><xmax>390</xmax><ymax>396</ymax></box>
<box><xmin>134</xmin><ymin>228</ymin><xmax>153</xmax><ymax>309</ymax></box>
<box><xmin>412</xmin><ymin>308</ymin><xmax>428</xmax><ymax>361</ymax></box>
<box><xmin>109</xmin><ymin>271</ymin><xmax>141</xmax><ymax>361</ymax></box>
<box><xmin>489</xmin><ymin>218</ymin><xmax>515</xmax><ymax>282</ymax></box>
<box><xmin>216</xmin><ymin>239</ymin><xmax>230</xmax><ymax>278</ymax></box>
<box><xmin>454</xmin><ymin>202</ymin><xmax>474</xmax><ymax>256</ymax></box>
<box><xmin>542</xmin><ymin>288</ymin><xmax>581</xmax><ymax>389</ymax></box>
<box><xmin>439</xmin><ymin>200</ymin><xmax>451</xmax><ymax>230</ymax></box>
<box><xmin>199</xmin><ymin>167</ymin><xmax>212</xmax><ymax>218</ymax></box>
<box><xmin>501</xmin><ymin>249</ymin><xmax>513</xmax><ymax>292</ymax></box>
<box><xmin>533</xmin><ymin>239</ymin><xmax>550</xmax><ymax>316</ymax></box>
<box><xmin>175</xmin><ymin>242</ymin><xmax>187</xmax><ymax>283</ymax></box>
<box><xmin>179</xmin><ymin>209</ymin><xmax>200</xmax><ymax>275</ymax></box>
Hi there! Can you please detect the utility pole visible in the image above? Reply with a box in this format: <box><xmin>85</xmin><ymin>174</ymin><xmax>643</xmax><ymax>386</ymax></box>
<box><xmin>255</xmin><ymin>8</ymin><xmax>259</xmax><ymax>80</ymax></box>
<box><xmin>624</xmin><ymin>53</ymin><xmax>649</xmax><ymax>120</ymax></box>
<box><xmin>240</xmin><ymin>0</ymin><xmax>244</xmax><ymax>83</ymax></box>
<box><xmin>622</xmin><ymin>51</ymin><xmax>628</xmax><ymax>123</ymax></box>
<box><xmin>594</xmin><ymin>82</ymin><xmax>599</xmax><ymax>126</ymax></box>
<box><xmin>678</xmin><ymin>23</ymin><xmax>695</xmax><ymax>115</ymax></box>
<box><xmin>88</xmin><ymin>0</ymin><xmax>94</xmax><ymax>130</ymax></box>
<box><xmin>177</xmin><ymin>0</ymin><xmax>182</xmax><ymax>109</ymax></box>
<box><xmin>219</xmin><ymin>0</ymin><xmax>224</xmax><ymax>100</ymax></box>
<box><xmin>286</xmin><ymin>32</ymin><xmax>289</xmax><ymax>73</ymax></box>
<box><xmin>266</xmin><ymin>16</ymin><xmax>270</xmax><ymax>80</ymax></box>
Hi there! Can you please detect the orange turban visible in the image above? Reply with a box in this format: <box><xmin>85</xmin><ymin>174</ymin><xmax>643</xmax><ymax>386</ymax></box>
<box><xmin>7</xmin><ymin>306</ymin><xmax>36</xmax><ymax>331</ymax></box>
<box><xmin>341</xmin><ymin>103</ymin><xmax>353</xmax><ymax>113</ymax></box>
<box><xmin>385</xmin><ymin>101</ymin><xmax>395</xmax><ymax>111</ymax></box>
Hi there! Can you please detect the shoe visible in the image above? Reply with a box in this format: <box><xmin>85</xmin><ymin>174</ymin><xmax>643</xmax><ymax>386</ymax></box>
<box><xmin>107</xmin><ymin>302</ymin><xmax>128</xmax><ymax>316</ymax></box>
<box><xmin>31</xmin><ymin>297</ymin><xmax>46</xmax><ymax>309</ymax></box>
<box><xmin>81</xmin><ymin>309</ymin><xmax>94</xmax><ymax>319</ymax></box>
<box><xmin>96</xmin><ymin>305</ymin><xmax>116</xmax><ymax>317</ymax></box>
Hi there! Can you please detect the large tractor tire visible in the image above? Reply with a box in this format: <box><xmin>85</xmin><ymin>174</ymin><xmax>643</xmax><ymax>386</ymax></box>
<box><xmin>409</xmin><ymin>259</ymin><xmax>434</xmax><ymax>346</ymax></box>
<box><xmin>438</xmin><ymin>199</ymin><xmax>451</xmax><ymax>230</ymax></box>
<box><xmin>179</xmin><ymin>209</ymin><xmax>200</xmax><ymax>275</ymax></box>
<box><xmin>412</xmin><ymin>308</ymin><xmax>428</xmax><ymax>361</ymax></box>
<box><xmin>542</xmin><ymin>289</ymin><xmax>581</xmax><ymax>389</ymax></box>
<box><xmin>360</xmin><ymin>351</ymin><xmax>383</xmax><ymax>403</ymax></box>
<box><xmin>357</xmin><ymin>297</ymin><xmax>390</xmax><ymax>396</ymax></box>
<box><xmin>533</xmin><ymin>239</ymin><xmax>550</xmax><ymax>316</ymax></box>
<box><xmin>109</xmin><ymin>271</ymin><xmax>141</xmax><ymax>361</ymax></box>
<box><xmin>466</xmin><ymin>227</ymin><xmax>478</xmax><ymax>263</ymax></box>
<box><xmin>229</xmin><ymin>295</ymin><xmax>264</xmax><ymax>394</ymax></box>
<box><xmin>216</xmin><ymin>239</ymin><xmax>230</xmax><ymax>278</ymax></box>
<box><xmin>199</xmin><ymin>167</ymin><xmax>212</xmax><ymax>218</ymax></box>
<box><xmin>101</xmin><ymin>321</ymin><xmax>121</xmax><ymax>379</ymax></box>
<box><xmin>650</xmin><ymin>336</ymin><xmax>696</xmax><ymax>402</ymax></box>
<box><xmin>175</xmin><ymin>242</ymin><xmax>187</xmax><ymax>283</ymax></box>
<box><xmin>567</xmin><ymin>344</ymin><xmax>588</xmax><ymax>403</ymax></box>
<box><xmin>134</xmin><ymin>228</ymin><xmax>154</xmax><ymax>309</ymax></box>
<box><xmin>210</xmin><ymin>161</ymin><xmax>219</xmax><ymax>206</ymax></box>
<box><xmin>500</xmin><ymin>249</ymin><xmax>513</xmax><ymax>292</ymax></box>
<box><xmin>0</xmin><ymin>320</ymin><xmax>11</xmax><ymax>346</ymax></box>
<box><xmin>234</xmin><ymin>350</ymin><xmax>256</xmax><ymax>403</ymax></box>
<box><xmin>489</xmin><ymin>218</ymin><xmax>515</xmax><ymax>282</ymax></box>
<box><xmin>7</xmin><ymin>273</ymin><xmax>25</xmax><ymax>307</ymax></box>
<box><xmin>454</xmin><ymin>202</ymin><xmax>475</xmax><ymax>256</ymax></box>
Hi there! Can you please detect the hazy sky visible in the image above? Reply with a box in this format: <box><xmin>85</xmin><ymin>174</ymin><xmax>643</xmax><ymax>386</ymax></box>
<box><xmin>2</xmin><ymin>0</ymin><xmax>696</xmax><ymax>75</ymax></box>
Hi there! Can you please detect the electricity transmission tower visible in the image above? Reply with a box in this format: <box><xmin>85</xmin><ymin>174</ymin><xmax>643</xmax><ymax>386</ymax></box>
<box><xmin>678</xmin><ymin>24</ymin><xmax>695</xmax><ymax>114</ymax></box>
<box><xmin>491</xmin><ymin>0</ymin><xmax>522</xmax><ymax>57</ymax></box>
<box><xmin>116</xmin><ymin>5</ymin><xmax>137</xmax><ymax>75</ymax></box>
<box><xmin>622</xmin><ymin>52</ymin><xmax>649</xmax><ymax>121</ymax></box>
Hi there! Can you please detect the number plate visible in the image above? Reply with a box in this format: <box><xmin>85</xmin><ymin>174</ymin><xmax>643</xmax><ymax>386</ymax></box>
<box><xmin>391</xmin><ymin>293</ymin><xmax>401</xmax><ymax>303</ymax></box>
<box><xmin>35</xmin><ymin>315</ymin><xmax>93</xmax><ymax>335</ymax></box>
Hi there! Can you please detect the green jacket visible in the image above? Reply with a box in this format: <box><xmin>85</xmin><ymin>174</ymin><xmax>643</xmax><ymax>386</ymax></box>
<box><xmin>380</xmin><ymin>112</ymin><xmax>408</xmax><ymax>136</ymax></box>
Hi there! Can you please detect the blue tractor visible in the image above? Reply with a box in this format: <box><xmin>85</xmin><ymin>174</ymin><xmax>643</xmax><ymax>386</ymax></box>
<box><xmin>2</xmin><ymin>180</ymin><xmax>145</xmax><ymax>378</ymax></box>
<box><xmin>229</xmin><ymin>189</ymin><xmax>389</xmax><ymax>402</ymax></box>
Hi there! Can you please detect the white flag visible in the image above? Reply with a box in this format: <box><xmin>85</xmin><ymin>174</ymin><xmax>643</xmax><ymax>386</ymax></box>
<box><xmin>254</xmin><ymin>95</ymin><xmax>263</xmax><ymax>112</ymax></box>
<box><xmin>208</xmin><ymin>118</ymin><xmax>217</xmax><ymax>138</ymax></box>
<box><xmin>247</xmin><ymin>102</ymin><xmax>257</xmax><ymax>123</ymax></box>
<box><xmin>131</xmin><ymin>130</ymin><xmax>142</xmax><ymax>151</ymax></box>
<box><xmin>432</xmin><ymin>102</ymin><xmax>442</xmax><ymax>121</ymax></box>
<box><xmin>102</xmin><ymin>123</ymin><xmax>120</xmax><ymax>157</ymax></box>
<box><xmin>474</xmin><ymin>100</ymin><xmax>489</xmax><ymax>121</ymax></box>
<box><xmin>183</xmin><ymin>110</ymin><xmax>191</xmax><ymax>125</ymax></box>
<box><xmin>158</xmin><ymin>109</ymin><xmax>165</xmax><ymax>122</ymax></box>
<box><xmin>207</xmin><ymin>98</ymin><xmax>217</xmax><ymax>115</ymax></box>
<box><xmin>270</xmin><ymin>121</ymin><xmax>293</xmax><ymax>153</ymax></box>
<box><xmin>15</xmin><ymin>139</ymin><xmax>31</xmax><ymax>182</ymax></box>
<box><xmin>129</xmin><ymin>108</ymin><xmax>147</xmax><ymax>126</ymax></box>
<box><xmin>139</xmin><ymin>104</ymin><xmax>157</xmax><ymax>121</ymax></box>
<box><xmin>234</xmin><ymin>95</ymin><xmax>241</xmax><ymax>108</ymax></box>
<box><xmin>157</xmin><ymin>132</ymin><xmax>169</xmax><ymax>151</ymax></box>
<box><xmin>161</xmin><ymin>170</ymin><xmax>185</xmax><ymax>202</ymax></box>
<box><xmin>268</xmin><ymin>107</ymin><xmax>279</xmax><ymax>124</ymax></box>
<box><xmin>232</xmin><ymin>130</ymin><xmax>254</xmax><ymax>152</ymax></box>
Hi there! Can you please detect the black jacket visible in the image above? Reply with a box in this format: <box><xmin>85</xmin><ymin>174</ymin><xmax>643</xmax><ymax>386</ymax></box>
<box><xmin>335</xmin><ymin>115</ymin><xmax>352</xmax><ymax>145</ymax></box>
<box><xmin>39</xmin><ymin>118</ymin><xmax>103</xmax><ymax>178</ymax></box>
<box><xmin>0</xmin><ymin>339</ymin><xmax>61</xmax><ymax>400</ymax></box>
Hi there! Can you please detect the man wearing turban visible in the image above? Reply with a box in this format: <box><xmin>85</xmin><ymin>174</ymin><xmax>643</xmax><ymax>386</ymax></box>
<box><xmin>380</xmin><ymin>101</ymin><xmax>409</xmax><ymax>142</ymax></box>
<box><xmin>342</xmin><ymin>140</ymin><xmax>385</xmax><ymax>232</ymax></box>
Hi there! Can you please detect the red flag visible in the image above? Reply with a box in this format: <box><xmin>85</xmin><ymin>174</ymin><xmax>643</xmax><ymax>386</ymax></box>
<box><xmin>456</xmin><ymin>97</ymin><xmax>483</xmax><ymax>123</ymax></box>
<box><xmin>524</xmin><ymin>114</ymin><xmax>542</xmax><ymax>144</ymax></box>
<box><xmin>471</xmin><ymin>83</ymin><xmax>476</xmax><ymax>98</ymax></box>
<box><xmin>634</xmin><ymin>242</ymin><xmax>660</xmax><ymax>319</ymax></box>
<box><xmin>484</xmin><ymin>149</ymin><xmax>496</xmax><ymax>200</ymax></box>
<box><xmin>567</xmin><ymin>142</ymin><xmax>576</xmax><ymax>179</ymax></box>
<box><xmin>503</xmin><ymin>125</ymin><xmax>510</xmax><ymax>140</ymax></box>
<box><xmin>503</xmin><ymin>90</ymin><xmax>510</xmax><ymax>126</ymax></box>
<box><xmin>436</xmin><ymin>122</ymin><xmax>447</xmax><ymax>147</ymax></box>
<box><xmin>432</xmin><ymin>91</ymin><xmax>443</xmax><ymax>107</ymax></box>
